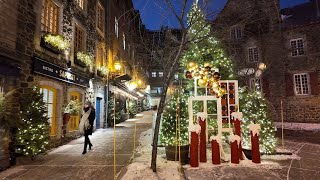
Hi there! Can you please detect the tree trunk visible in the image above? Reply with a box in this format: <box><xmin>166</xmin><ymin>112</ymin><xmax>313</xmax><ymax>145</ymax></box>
<box><xmin>151</xmin><ymin>33</ymin><xmax>187</xmax><ymax>172</ymax></box>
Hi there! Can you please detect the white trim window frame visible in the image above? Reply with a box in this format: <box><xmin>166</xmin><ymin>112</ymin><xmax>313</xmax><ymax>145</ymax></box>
<box><xmin>230</xmin><ymin>25</ymin><xmax>242</xmax><ymax>39</ymax></box>
<box><xmin>159</xmin><ymin>72</ymin><xmax>163</xmax><ymax>77</ymax></box>
<box><xmin>290</xmin><ymin>38</ymin><xmax>305</xmax><ymax>57</ymax></box>
<box><xmin>151</xmin><ymin>72</ymin><xmax>156</xmax><ymax>78</ymax></box>
<box><xmin>115</xmin><ymin>17</ymin><xmax>119</xmax><ymax>38</ymax></box>
<box><xmin>248</xmin><ymin>46</ymin><xmax>259</xmax><ymax>62</ymax></box>
<box><xmin>293</xmin><ymin>73</ymin><xmax>310</xmax><ymax>95</ymax></box>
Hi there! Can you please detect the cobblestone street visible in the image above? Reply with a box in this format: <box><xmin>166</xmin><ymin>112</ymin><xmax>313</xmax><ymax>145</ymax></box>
<box><xmin>0</xmin><ymin>111</ymin><xmax>153</xmax><ymax>180</ymax></box>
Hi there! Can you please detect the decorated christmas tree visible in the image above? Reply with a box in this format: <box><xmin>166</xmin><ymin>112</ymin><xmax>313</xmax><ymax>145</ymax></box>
<box><xmin>182</xmin><ymin>2</ymin><xmax>235</xmax><ymax>82</ymax></box>
<box><xmin>160</xmin><ymin>91</ymin><xmax>189</xmax><ymax>146</ymax></box>
<box><xmin>239</xmin><ymin>87</ymin><xmax>277</xmax><ymax>154</ymax></box>
<box><xmin>15</xmin><ymin>87</ymin><xmax>50</xmax><ymax>157</ymax></box>
<box><xmin>107</xmin><ymin>94</ymin><xmax>122</xmax><ymax>126</ymax></box>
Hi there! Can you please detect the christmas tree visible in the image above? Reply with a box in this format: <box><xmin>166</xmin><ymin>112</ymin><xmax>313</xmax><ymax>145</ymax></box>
<box><xmin>107</xmin><ymin>94</ymin><xmax>122</xmax><ymax>126</ymax></box>
<box><xmin>182</xmin><ymin>2</ymin><xmax>277</xmax><ymax>154</ymax></box>
<box><xmin>239</xmin><ymin>87</ymin><xmax>277</xmax><ymax>154</ymax></box>
<box><xmin>182</xmin><ymin>2</ymin><xmax>235</xmax><ymax>82</ymax></box>
<box><xmin>160</xmin><ymin>91</ymin><xmax>189</xmax><ymax>146</ymax></box>
<box><xmin>15</xmin><ymin>87</ymin><xmax>50</xmax><ymax>157</ymax></box>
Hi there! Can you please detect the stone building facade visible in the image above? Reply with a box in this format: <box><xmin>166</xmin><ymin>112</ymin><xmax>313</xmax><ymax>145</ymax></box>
<box><xmin>0</xmin><ymin>0</ymin><xmax>147</xmax><ymax>169</ymax></box>
<box><xmin>214</xmin><ymin>0</ymin><xmax>320</xmax><ymax>124</ymax></box>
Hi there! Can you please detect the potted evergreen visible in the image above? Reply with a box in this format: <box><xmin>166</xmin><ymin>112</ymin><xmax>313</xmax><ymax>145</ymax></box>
<box><xmin>62</xmin><ymin>100</ymin><xmax>81</xmax><ymax>135</ymax></box>
<box><xmin>160</xmin><ymin>91</ymin><xmax>189</xmax><ymax>164</ymax></box>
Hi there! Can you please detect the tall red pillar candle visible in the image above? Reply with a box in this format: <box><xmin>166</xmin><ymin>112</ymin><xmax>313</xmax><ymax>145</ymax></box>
<box><xmin>234</xmin><ymin>119</ymin><xmax>243</xmax><ymax>160</ymax></box>
<box><xmin>190</xmin><ymin>131</ymin><xmax>199</xmax><ymax>167</ymax></box>
<box><xmin>199</xmin><ymin>117</ymin><xmax>207</xmax><ymax>162</ymax></box>
<box><xmin>231</xmin><ymin>140</ymin><xmax>239</xmax><ymax>164</ymax></box>
<box><xmin>211</xmin><ymin>139</ymin><xmax>220</xmax><ymax>165</ymax></box>
<box><xmin>251</xmin><ymin>131</ymin><xmax>261</xmax><ymax>163</ymax></box>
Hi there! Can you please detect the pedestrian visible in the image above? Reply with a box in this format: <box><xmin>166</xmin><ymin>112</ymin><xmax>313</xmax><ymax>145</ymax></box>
<box><xmin>79</xmin><ymin>101</ymin><xmax>95</xmax><ymax>154</ymax></box>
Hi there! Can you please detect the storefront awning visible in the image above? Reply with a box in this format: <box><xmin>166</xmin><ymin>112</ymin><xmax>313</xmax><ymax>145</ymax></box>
<box><xmin>114</xmin><ymin>74</ymin><xmax>132</xmax><ymax>83</ymax></box>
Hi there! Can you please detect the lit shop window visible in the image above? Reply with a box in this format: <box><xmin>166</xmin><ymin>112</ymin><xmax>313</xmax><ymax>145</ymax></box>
<box><xmin>40</xmin><ymin>86</ymin><xmax>57</xmax><ymax>135</ymax></box>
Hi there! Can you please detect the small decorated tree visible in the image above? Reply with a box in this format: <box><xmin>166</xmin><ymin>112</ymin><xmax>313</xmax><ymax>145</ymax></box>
<box><xmin>239</xmin><ymin>87</ymin><xmax>277</xmax><ymax>154</ymax></box>
<box><xmin>107</xmin><ymin>95</ymin><xmax>122</xmax><ymax>126</ymax></box>
<box><xmin>160</xmin><ymin>91</ymin><xmax>189</xmax><ymax>146</ymax></box>
<box><xmin>15</xmin><ymin>87</ymin><xmax>50</xmax><ymax>158</ymax></box>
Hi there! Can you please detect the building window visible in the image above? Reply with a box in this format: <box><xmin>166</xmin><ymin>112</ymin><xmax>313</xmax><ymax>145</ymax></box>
<box><xmin>75</xmin><ymin>0</ymin><xmax>84</xmax><ymax>10</ymax></box>
<box><xmin>290</xmin><ymin>38</ymin><xmax>305</xmax><ymax>56</ymax></box>
<box><xmin>123</xmin><ymin>33</ymin><xmax>126</xmax><ymax>50</ymax></box>
<box><xmin>248</xmin><ymin>47</ymin><xmax>259</xmax><ymax>62</ymax></box>
<box><xmin>96</xmin><ymin>2</ymin><xmax>104</xmax><ymax>33</ymax></box>
<box><xmin>74</xmin><ymin>24</ymin><xmax>84</xmax><ymax>53</ymax></box>
<box><xmin>294</xmin><ymin>73</ymin><xmax>309</xmax><ymax>95</ymax></box>
<box><xmin>151</xmin><ymin>72</ymin><xmax>156</xmax><ymax>77</ymax></box>
<box><xmin>159</xmin><ymin>72</ymin><xmax>163</xmax><ymax>77</ymax></box>
<box><xmin>41</xmin><ymin>0</ymin><xmax>59</xmax><ymax>34</ymax></box>
<box><xmin>40</xmin><ymin>86</ymin><xmax>56</xmax><ymax>135</ymax></box>
<box><xmin>96</xmin><ymin>44</ymin><xmax>104</xmax><ymax>67</ymax></box>
<box><xmin>115</xmin><ymin>17</ymin><xmax>119</xmax><ymax>38</ymax></box>
<box><xmin>230</xmin><ymin>26</ymin><xmax>242</xmax><ymax>39</ymax></box>
<box><xmin>69</xmin><ymin>92</ymin><xmax>81</xmax><ymax>131</ymax></box>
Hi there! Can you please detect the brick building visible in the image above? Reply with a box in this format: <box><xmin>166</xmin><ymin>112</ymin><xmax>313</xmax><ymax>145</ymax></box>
<box><xmin>214</xmin><ymin>0</ymin><xmax>320</xmax><ymax>124</ymax></box>
<box><xmin>0</xmin><ymin>0</ymin><xmax>147</xmax><ymax>169</ymax></box>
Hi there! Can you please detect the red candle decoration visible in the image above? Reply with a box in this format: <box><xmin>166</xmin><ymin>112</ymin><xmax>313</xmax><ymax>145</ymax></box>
<box><xmin>190</xmin><ymin>131</ymin><xmax>199</xmax><ymax>167</ymax></box>
<box><xmin>210</xmin><ymin>136</ymin><xmax>221</xmax><ymax>165</ymax></box>
<box><xmin>249</xmin><ymin>124</ymin><xmax>261</xmax><ymax>164</ymax></box>
<box><xmin>198</xmin><ymin>114</ymin><xmax>207</xmax><ymax>163</ymax></box>
<box><xmin>229</xmin><ymin>134</ymin><xmax>241</xmax><ymax>164</ymax></box>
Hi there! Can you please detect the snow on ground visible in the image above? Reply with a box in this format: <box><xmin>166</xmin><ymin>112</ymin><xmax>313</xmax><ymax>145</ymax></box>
<box><xmin>274</xmin><ymin>122</ymin><xmax>320</xmax><ymax>131</ymax></box>
<box><xmin>121</xmin><ymin>128</ymin><xmax>301</xmax><ymax>180</ymax></box>
<box><xmin>120</xmin><ymin>129</ymin><xmax>182</xmax><ymax>180</ymax></box>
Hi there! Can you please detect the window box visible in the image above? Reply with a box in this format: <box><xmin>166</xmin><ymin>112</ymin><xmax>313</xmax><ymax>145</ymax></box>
<box><xmin>74</xmin><ymin>56</ymin><xmax>86</xmax><ymax>68</ymax></box>
<box><xmin>97</xmin><ymin>66</ymin><xmax>108</xmax><ymax>77</ymax></box>
<box><xmin>40</xmin><ymin>33</ymin><xmax>69</xmax><ymax>54</ymax></box>
<box><xmin>40</xmin><ymin>36</ymin><xmax>62</xmax><ymax>54</ymax></box>
<box><xmin>75</xmin><ymin>51</ymin><xmax>93</xmax><ymax>69</ymax></box>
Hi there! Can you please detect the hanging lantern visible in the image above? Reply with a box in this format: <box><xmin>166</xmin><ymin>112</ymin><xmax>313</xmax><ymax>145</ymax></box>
<box><xmin>198</xmin><ymin>78</ymin><xmax>208</xmax><ymax>87</ymax></box>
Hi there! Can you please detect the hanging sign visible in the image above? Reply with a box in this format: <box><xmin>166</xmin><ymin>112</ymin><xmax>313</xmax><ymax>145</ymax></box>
<box><xmin>33</xmin><ymin>57</ymin><xmax>89</xmax><ymax>87</ymax></box>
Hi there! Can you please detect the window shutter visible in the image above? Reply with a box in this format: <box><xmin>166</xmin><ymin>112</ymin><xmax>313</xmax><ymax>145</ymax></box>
<box><xmin>286</xmin><ymin>73</ymin><xmax>294</xmax><ymax>96</ymax></box>
<box><xmin>310</xmin><ymin>72</ymin><xmax>319</xmax><ymax>95</ymax></box>
<box><xmin>262</xmin><ymin>76</ymin><xmax>269</xmax><ymax>97</ymax></box>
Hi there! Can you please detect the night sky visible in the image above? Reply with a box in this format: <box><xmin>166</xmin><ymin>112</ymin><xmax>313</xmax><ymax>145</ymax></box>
<box><xmin>132</xmin><ymin>0</ymin><xmax>310</xmax><ymax>30</ymax></box>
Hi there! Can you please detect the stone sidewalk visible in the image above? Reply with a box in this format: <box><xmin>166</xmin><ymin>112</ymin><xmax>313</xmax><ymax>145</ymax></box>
<box><xmin>0</xmin><ymin>111</ymin><xmax>153</xmax><ymax>180</ymax></box>
<box><xmin>184</xmin><ymin>139</ymin><xmax>320</xmax><ymax>180</ymax></box>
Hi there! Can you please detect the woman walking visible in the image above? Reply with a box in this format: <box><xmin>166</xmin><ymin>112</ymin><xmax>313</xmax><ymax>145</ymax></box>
<box><xmin>79</xmin><ymin>101</ymin><xmax>95</xmax><ymax>154</ymax></box>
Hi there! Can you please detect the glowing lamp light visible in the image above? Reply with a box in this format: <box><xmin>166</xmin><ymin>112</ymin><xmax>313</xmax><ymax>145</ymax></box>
<box><xmin>128</xmin><ymin>82</ymin><xmax>138</xmax><ymax>91</ymax></box>
<box><xmin>258</xmin><ymin>63</ymin><xmax>266</xmax><ymax>70</ymax></box>
<box><xmin>114</xmin><ymin>62</ymin><xmax>121</xmax><ymax>71</ymax></box>
<box><xmin>138</xmin><ymin>80</ymin><xmax>142</xmax><ymax>85</ymax></box>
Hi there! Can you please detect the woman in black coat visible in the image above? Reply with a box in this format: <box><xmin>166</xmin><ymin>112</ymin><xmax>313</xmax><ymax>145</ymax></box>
<box><xmin>81</xmin><ymin>101</ymin><xmax>95</xmax><ymax>154</ymax></box>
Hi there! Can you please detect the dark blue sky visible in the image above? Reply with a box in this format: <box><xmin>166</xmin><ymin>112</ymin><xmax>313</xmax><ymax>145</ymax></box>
<box><xmin>132</xmin><ymin>0</ymin><xmax>309</xmax><ymax>30</ymax></box>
